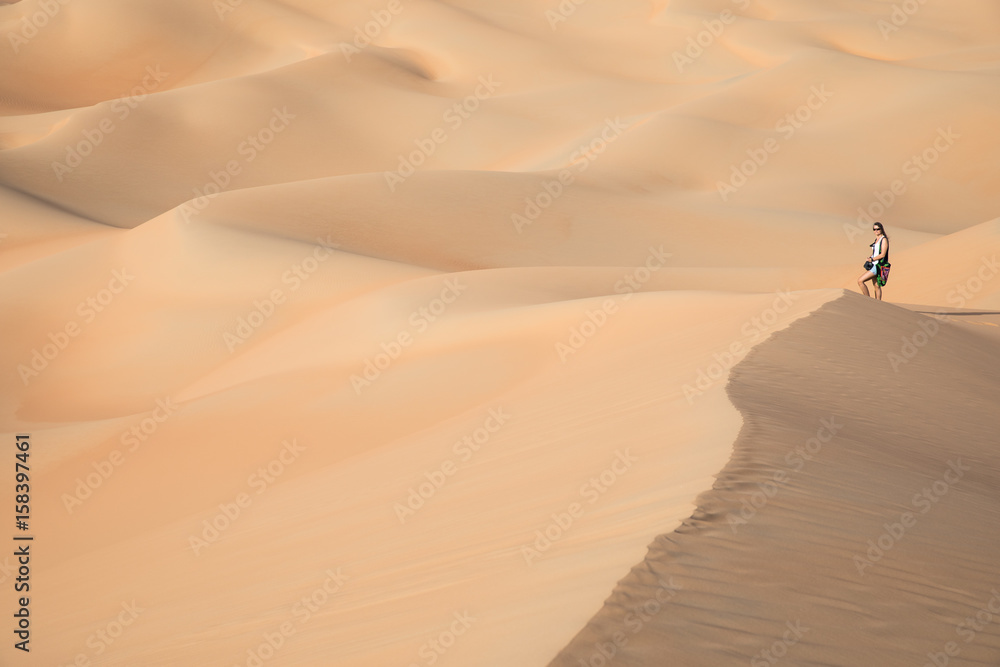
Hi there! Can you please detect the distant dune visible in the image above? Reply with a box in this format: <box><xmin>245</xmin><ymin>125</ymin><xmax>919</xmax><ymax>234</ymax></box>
<box><xmin>1</xmin><ymin>0</ymin><xmax>998</xmax><ymax>665</ymax></box>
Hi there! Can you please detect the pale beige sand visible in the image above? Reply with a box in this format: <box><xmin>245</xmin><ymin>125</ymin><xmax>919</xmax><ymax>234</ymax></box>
<box><xmin>1</xmin><ymin>0</ymin><xmax>999</xmax><ymax>664</ymax></box>
<box><xmin>0</xmin><ymin>206</ymin><xmax>839</xmax><ymax>664</ymax></box>
<box><xmin>549</xmin><ymin>292</ymin><xmax>1000</xmax><ymax>666</ymax></box>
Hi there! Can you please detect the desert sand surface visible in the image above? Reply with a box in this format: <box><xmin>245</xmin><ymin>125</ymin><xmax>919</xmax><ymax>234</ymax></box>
<box><xmin>1</xmin><ymin>0</ymin><xmax>999</xmax><ymax>665</ymax></box>
<box><xmin>551</xmin><ymin>293</ymin><xmax>1000</xmax><ymax>666</ymax></box>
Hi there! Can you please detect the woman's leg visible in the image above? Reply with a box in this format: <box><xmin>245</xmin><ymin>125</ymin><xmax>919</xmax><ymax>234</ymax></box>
<box><xmin>874</xmin><ymin>279</ymin><xmax>882</xmax><ymax>300</ymax></box>
<box><xmin>857</xmin><ymin>272</ymin><xmax>875</xmax><ymax>297</ymax></box>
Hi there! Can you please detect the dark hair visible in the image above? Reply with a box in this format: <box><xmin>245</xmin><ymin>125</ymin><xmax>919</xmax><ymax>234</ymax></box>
<box><xmin>873</xmin><ymin>222</ymin><xmax>889</xmax><ymax>239</ymax></box>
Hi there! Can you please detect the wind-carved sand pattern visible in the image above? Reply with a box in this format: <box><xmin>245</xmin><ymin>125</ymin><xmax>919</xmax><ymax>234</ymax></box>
<box><xmin>549</xmin><ymin>293</ymin><xmax>1000</xmax><ymax>666</ymax></box>
<box><xmin>1</xmin><ymin>0</ymin><xmax>999</xmax><ymax>664</ymax></box>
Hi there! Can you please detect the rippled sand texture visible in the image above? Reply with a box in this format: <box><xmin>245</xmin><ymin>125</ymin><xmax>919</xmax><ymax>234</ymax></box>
<box><xmin>550</xmin><ymin>294</ymin><xmax>1000</xmax><ymax>666</ymax></box>
<box><xmin>1</xmin><ymin>0</ymin><xmax>999</xmax><ymax>665</ymax></box>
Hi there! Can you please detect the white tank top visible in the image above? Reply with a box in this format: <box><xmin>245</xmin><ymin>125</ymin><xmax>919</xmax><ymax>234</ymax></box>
<box><xmin>870</xmin><ymin>237</ymin><xmax>882</xmax><ymax>261</ymax></box>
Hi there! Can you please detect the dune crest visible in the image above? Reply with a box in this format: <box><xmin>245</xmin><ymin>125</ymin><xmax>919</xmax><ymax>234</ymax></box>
<box><xmin>2</xmin><ymin>0</ymin><xmax>999</xmax><ymax>664</ymax></box>
<box><xmin>549</xmin><ymin>292</ymin><xmax>1000</xmax><ymax>666</ymax></box>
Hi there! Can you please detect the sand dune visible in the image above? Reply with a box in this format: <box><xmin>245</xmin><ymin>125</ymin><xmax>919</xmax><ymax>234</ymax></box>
<box><xmin>2</xmin><ymin>0</ymin><xmax>1000</xmax><ymax>664</ymax></box>
<box><xmin>4</xmin><ymin>225</ymin><xmax>840</xmax><ymax>664</ymax></box>
<box><xmin>550</xmin><ymin>292</ymin><xmax>1000</xmax><ymax>666</ymax></box>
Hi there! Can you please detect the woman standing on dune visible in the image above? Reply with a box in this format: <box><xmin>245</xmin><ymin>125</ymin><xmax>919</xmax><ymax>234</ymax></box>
<box><xmin>858</xmin><ymin>222</ymin><xmax>889</xmax><ymax>300</ymax></box>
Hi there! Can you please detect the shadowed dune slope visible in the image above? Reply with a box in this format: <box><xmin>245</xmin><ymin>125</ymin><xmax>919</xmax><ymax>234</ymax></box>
<box><xmin>2</xmin><ymin>0</ymin><xmax>1000</xmax><ymax>664</ymax></box>
<box><xmin>549</xmin><ymin>291</ymin><xmax>1000</xmax><ymax>666</ymax></box>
